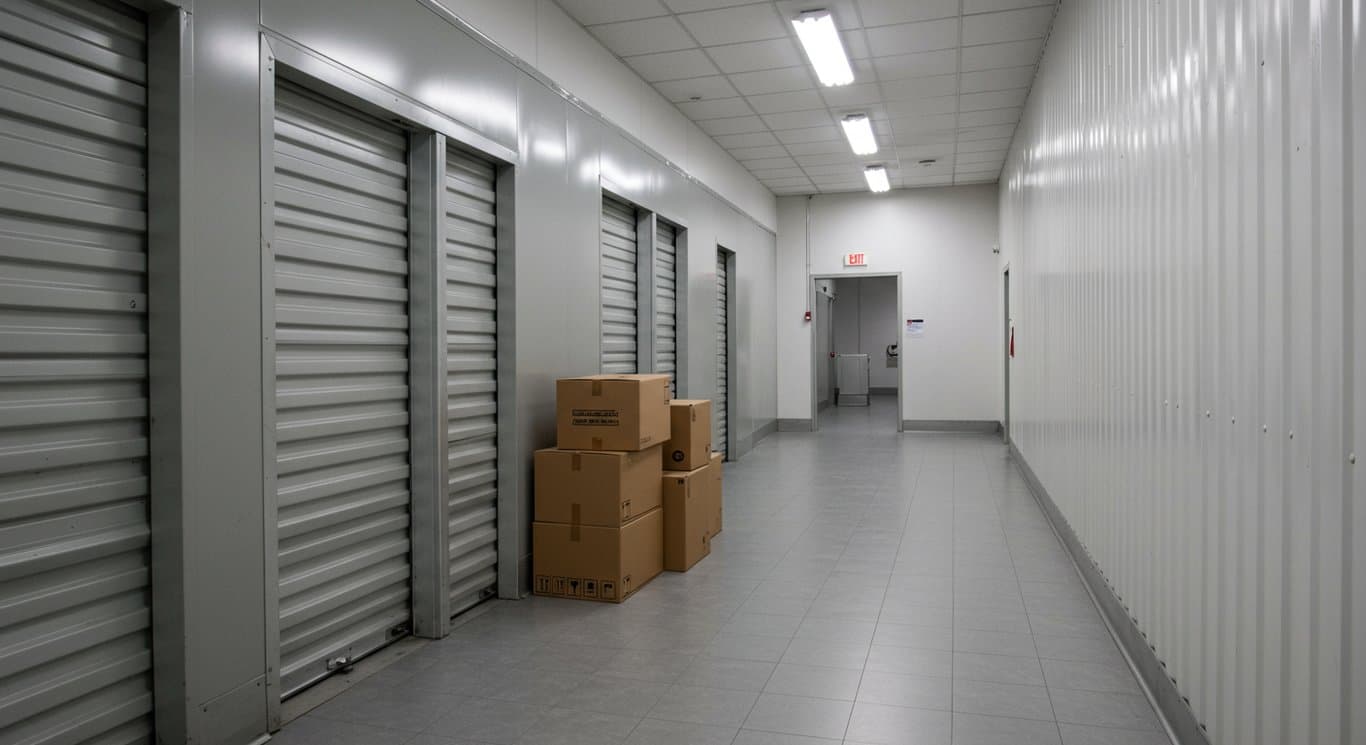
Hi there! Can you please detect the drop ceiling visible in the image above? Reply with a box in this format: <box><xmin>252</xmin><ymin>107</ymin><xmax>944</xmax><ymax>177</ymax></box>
<box><xmin>555</xmin><ymin>0</ymin><xmax>1058</xmax><ymax>194</ymax></box>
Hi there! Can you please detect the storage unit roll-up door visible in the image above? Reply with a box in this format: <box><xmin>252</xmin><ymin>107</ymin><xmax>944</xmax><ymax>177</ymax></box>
<box><xmin>654</xmin><ymin>221</ymin><xmax>677</xmax><ymax>396</ymax></box>
<box><xmin>600</xmin><ymin>195</ymin><xmax>637</xmax><ymax>374</ymax></box>
<box><xmin>271</xmin><ymin>80</ymin><xmax>412</xmax><ymax>697</ymax></box>
<box><xmin>444</xmin><ymin>146</ymin><xmax>498</xmax><ymax>614</ymax></box>
<box><xmin>715</xmin><ymin>252</ymin><xmax>728</xmax><ymax>459</ymax></box>
<box><xmin>0</xmin><ymin>2</ymin><xmax>154</xmax><ymax>743</ymax></box>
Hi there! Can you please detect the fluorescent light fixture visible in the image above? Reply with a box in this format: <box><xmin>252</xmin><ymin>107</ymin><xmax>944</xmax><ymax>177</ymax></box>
<box><xmin>840</xmin><ymin>114</ymin><xmax>877</xmax><ymax>155</ymax></box>
<box><xmin>791</xmin><ymin>10</ymin><xmax>854</xmax><ymax>87</ymax></box>
<box><xmin>864</xmin><ymin>165</ymin><xmax>890</xmax><ymax>193</ymax></box>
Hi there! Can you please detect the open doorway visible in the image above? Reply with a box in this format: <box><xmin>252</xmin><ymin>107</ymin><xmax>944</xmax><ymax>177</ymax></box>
<box><xmin>809</xmin><ymin>274</ymin><xmax>902</xmax><ymax>433</ymax></box>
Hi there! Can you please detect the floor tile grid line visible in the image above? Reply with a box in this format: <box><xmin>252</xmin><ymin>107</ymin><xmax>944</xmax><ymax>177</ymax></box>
<box><xmin>984</xmin><ymin>442</ymin><xmax>1068</xmax><ymax>745</ymax></box>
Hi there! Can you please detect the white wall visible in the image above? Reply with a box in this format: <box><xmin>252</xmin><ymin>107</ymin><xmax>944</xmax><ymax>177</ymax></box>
<box><xmin>1000</xmin><ymin>1</ymin><xmax>1365</xmax><ymax>744</ymax></box>
<box><xmin>832</xmin><ymin>277</ymin><xmax>899</xmax><ymax>390</ymax></box>
<box><xmin>776</xmin><ymin>185</ymin><xmax>1001</xmax><ymax>424</ymax></box>
<box><xmin>432</xmin><ymin>0</ymin><xmax>777</xmax><ymax>230</ymax></box>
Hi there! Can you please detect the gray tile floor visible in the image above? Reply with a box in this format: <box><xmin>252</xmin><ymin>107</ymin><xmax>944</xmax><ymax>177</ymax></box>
<box><xmin>276</xmin><ymin>397</ymin><xmax>1172</xmax><ymax>745</ymax></box>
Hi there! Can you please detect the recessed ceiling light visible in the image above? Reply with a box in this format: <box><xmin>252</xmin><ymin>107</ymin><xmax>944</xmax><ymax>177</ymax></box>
<box><xmin>864</xmin><ymin>165</ymin><xmax>890</xmax><ymax>193</ymax></box>
<box><xmin>840</xmin><ymin>114</ymin><xmax>877</xmax><ymax>155</ymax></box>
<box><xmin>791</xmin><ymin>10</ymin><xmax>854</xmax><ymax>87</ymax></box>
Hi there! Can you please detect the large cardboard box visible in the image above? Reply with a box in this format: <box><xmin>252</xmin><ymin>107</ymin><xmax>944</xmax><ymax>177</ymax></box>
<box><xmin>662</xmin><ymin>466</ymin><xmax>712</xmax><ymax>572</ymax></box>
<box><xmin>556</xmin><ymin>374</ymin><xmax>671</xmax><ymax>451</ymax></box>
<box><xmin>533</xmin><ymin>508</ymin><xmax>663</xmax><ymax>603</ymax></box>
<box><xmin>664</xmin><ymin>400</ymin><xmax>712</xmax><ymax>471</ymax></box>
<box><xmin>708</xmin><ymin>451</ymin><xmax>724</xmax><ymax>536</ymax></box>
<box><xmin>534</xmin><ymin>445</ymin><xmax>662</xmax><ymax>527</ymax></box>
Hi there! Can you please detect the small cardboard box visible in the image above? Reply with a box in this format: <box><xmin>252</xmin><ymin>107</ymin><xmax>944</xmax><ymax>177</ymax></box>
<box><xmin>532</xmin><ymin>508</ymin><xmax>663</xmax><ymax>603</ymax></box>
<box><xmin>662</xmin><ymin>466</ymin><xmax>712</xmax><ymax>572</ymax></box>
<box><xmin>708</xmin><ymin>451</ymin><xmax>724</xmax><ymax>536</ymax></box>
<box><xmin>534</xmin><ymin>445</ymin><xmax>663</xmax><ymax>527</ymax></box>
<box><xmin>664</xmin><ymin>400</ymin><xmax>712</xmax><ymax>471</ymax></box>
<box><xmin>556</xmin><ymin>374</ymin><xmax>671</xmax><ymax>451</ymax></box>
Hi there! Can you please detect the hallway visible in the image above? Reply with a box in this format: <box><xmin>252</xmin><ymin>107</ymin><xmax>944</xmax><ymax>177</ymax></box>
<box><xmin>276</xmin><ymin>427</ymin><xmax>1168</xmax><ymax>745</ymax></box>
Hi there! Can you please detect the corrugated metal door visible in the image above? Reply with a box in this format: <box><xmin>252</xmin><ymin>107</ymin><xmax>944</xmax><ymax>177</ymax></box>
<box><xmin>714</xmin><ymin>252</ymin><xmax>728</xmax><ymax>458</ymax></box>
<box><xmin>654</xmin><ymin>220</ymin><xmax>677</xmax><ymax>395</ymax></box>
<box><xmin>271</xmin><ymin>80</ymin><xmax>412</xmax><ymax>697</ymax></box>
<box><xmin>443</xmin><ymin>145</ymin><xmax>498</xmax><ymax>614</ymax></box>
<box><xmin>0</xmin><ymin>1</ymin><xmax>153</xmax><ymax>742</ymax></box>
<box><xmin>600</xmin><ymin>195</ymin><xmax>637</xmax><ymax>374</ymax></box>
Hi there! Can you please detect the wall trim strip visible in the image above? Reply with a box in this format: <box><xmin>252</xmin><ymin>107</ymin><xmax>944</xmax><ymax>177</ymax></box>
<box><xmin>1009</xmin><ymin>442</ymin><xmax>1209</xmax><ymax>745</ymax></box>
<box><xmin>901</xmin><ymin>420</ymin><xmax>1001</xmax><ymax>433</ymax></box>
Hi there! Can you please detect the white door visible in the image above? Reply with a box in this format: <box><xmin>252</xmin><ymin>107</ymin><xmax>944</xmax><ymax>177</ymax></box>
<box><xmin>443</xmin><ymin>145</ymin><xmax>499</xmax><ymax>614</ymax></box>
<box><xmin>600</xmin><ymin>195</ymin><xmax>638</xmax><ymax>373</ymax></box>
<box><xmin>0</xmin><ymin>1</ymin><xmax>154</xmax><ymax>741</ymax></box>
<box><xmin>271</xmin><ymin>80</ymin><xmax>413</xmax><ymax>696</ymax></box>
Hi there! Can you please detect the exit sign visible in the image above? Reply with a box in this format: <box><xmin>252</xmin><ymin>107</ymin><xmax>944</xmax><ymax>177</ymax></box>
<box><xmin>844</xmin><ymin>252</ymin><xmax>868</xmax><ymax>267</ymax></box>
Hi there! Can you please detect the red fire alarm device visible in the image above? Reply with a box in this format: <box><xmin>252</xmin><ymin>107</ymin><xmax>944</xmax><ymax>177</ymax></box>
<box><xmin>804</xmin><ymin>310</ymin><xmax>812</xmax><ymax>321</ymax></box>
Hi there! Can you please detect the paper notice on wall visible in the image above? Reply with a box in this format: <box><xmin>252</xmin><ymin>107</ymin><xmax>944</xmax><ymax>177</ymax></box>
<box><xmin>906</xmin><ymin>319</ymin><xmax>925</xmax><ymax>338</ymax></box>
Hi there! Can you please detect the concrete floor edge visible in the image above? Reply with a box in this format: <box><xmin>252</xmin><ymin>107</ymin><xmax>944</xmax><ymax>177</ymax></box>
<box><xmin>1009</xmin><ymin>441</ymin><xmax>1210</xmax><ymax>745</ymax></box>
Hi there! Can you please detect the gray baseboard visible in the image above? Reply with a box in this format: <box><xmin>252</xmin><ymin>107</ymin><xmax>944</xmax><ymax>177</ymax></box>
<box><xmin>753</xmin><ymin>418</ymin><xmax>778</xmax><ymax>444</ymax></box>
<box><xmin>901</xmin><ymin>419</ymin><xmax>1002</xmax><ymax>433</ymax></box>
<box><xmin>1009</xmin><ymin>442</ymin><xmax>1206</xmax><ymax>745</ymax></box>
<box><xmin>817</xmin><ymin>399</ymin><xmax>831</xmax><ymax>412</ymax></box>
<box><xmin>777</xmin><ymin>418</ymin><xmax>814</xmax><ymax>432</ymax></box>
<box><xmin>869</xmin><ymin>386</ymin><xmax>897</xmax><ymax>395</ymax></box>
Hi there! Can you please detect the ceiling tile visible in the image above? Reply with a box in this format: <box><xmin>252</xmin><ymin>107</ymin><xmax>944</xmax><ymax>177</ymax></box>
<box><xmin>962</xmin><ymin>6</ymin><xmax>1056</xmax><ymax>45</ymax></box>
<box><xmin>762</xmin><ymin>176</ymin><xmax>817</xmax><ymax>188</ymax></box>
<box><xmin>729</xmin><ymin>66</ymin><xmax>816</xmax><ymax>95</ymax></box>
<box><xmin>956</xmin><ymin>149</ymin><xmax>1008</xmax><ymax>164</ymax></box>
<box><xmin>957</xmin><ymin>107</ymin><xmax>1021</xmax><ymax>126</ymax></box>
<box><xmin>775</xmin><ymin>125</ymin><xmax>841</xmax><ymax>144</ymax></box>
<box><xmin>785</xmin><ymin>140</ymin><xmax>851</xmax><ymax>155</ymax></box>
<box><xmin>965</xmin><ymin>0</ymin><xmax>1057</xmax><ymax>13</ymax></box>
<box><xmin>653</xmin><ymin>75</ymin><xmax>739</xmax><ymax>101</ymax></box>
<box><xmin>841</xmin><ymin>30</ymin><xmax>871</xmax><ymax>59</ymax></box>
<box><xmin>726</xmin><ymin>144</ymin><xmax>790</xmax><ymax>159</ymax></box>
<box><xmin>771</xmin><ymin>186</ymin><xmax>816</xmax><ymax>194</ymax></box>
<box><xmin>957</xmin><ymin>123</ymin><xmax>1018</xmax><ymax>140</ymax></box>
<box><xmin>713</xmin><ymin>131</ymin><xmax>780</xmax><ymax>147</ymax></box>
<box><xmin>956</xmin><ymin>137</ymin><xmax>1013</xmax><ymax>152</ymax></box>
<box><xmin>881</xmin><ymin>74</ymin><xmax>959</xmax><ymax>100</ymax></box>
<box><xmin>885</xmin><ymin>95</ymin><xmax>958</xmax><ymax>117</ymax></box>
<box><xmin>696</xmin><ymin>115</ymin><xmax>768</xmax><ymax>135</ymax></box>
<box><xmin>959</xmin><ymin>65</ymin><xmax>1037</xmax><ymax>92</ymax></box>
<box><xmin>587</xmin><ymin>16</ymin><xmax>695</xmax><ymax>57</ymax></box>
<box><xmin>898</xmin><ymin>130</ymin><xmax>957</xmax><ymax>145</ymax></box>
<box><xmin>896</xmin><ymin>142</ymin><xmax>957</xmax><ymax>158</ymax></box>
<box><xmin>706</xmin><ymin>38</ymin><xmax>803</xmax><ymax>73</ymax></box>
<box><xmin>857</xmin><ymin>0</ymin><xmax>959</xmax><ymax>26</ymax></box>
<box><xmin>959</xmin><ymin>88</ymin><xmax>1028</xmax><ymax>110</ymax></box>
<box><xmin>675</xmin><ymin>96</ymin><xmax>754</xmax><ymax>119</ymax></box>
<box><xmin>961</xmin><ymin>39</ymin><xmax>1045</xmax><ymax>70</ymax></box>
<box><xmin>761</xmin><ymin>109</ymin><xmax>836</xmax><ymax>130</ymax></box>
<box><xmin>750</xmin><ymin>167</ymin><xmax>807</xmax><ymax>178</ymax></box>
<box><xmin>865</xmin><ymin>18</ymin><xmax>959</xmax><ymax>56</ymax></box>
<box><xmin>662</xmin><ymin>0</ymin><xmax>755</xmax><ymax>12</ymax></box>
<box><xmin>745</xmin><ymin>89</ymin><xmax>826</xmax><ymax>113</ymax></box>
<box><xmin>625</xmin><ymin>49</ymin><xmax>719</xmax><ymax>81</ymax></box>
<box><xmin>739</xmin><ymin>156</ymin><xmax>800</xmax><ymax>169</ymax></box>
<box><xmin>678</xmin><ymin>4</ymin><xmax>787</xmax><ymax>46</ymax></box>
<box><xmin>820</xmin><ymin>83</ymin><xmax>884</xmax><ymax>108</ymax></box>
<box><xmin>872</xmin><ymin>49</ymin><xmax>959</xmax><ymax>81</ymax></box>
<box><xmin>891</xmin><ymin>113</ymin><xmax>958</xmax><ymax>135</ymax></box>
<box><xmin>802</xmin><ymin>163</ymin><xmax>865</xmax><ymax>176</ymax></box>
<box><xmin>797</xmin><ymin>152</ymin><xmax>860</xmax><ymax>167</ymax></box>
<box><xmin>557</xmin><ymin>0</ymin><xmax>671</xmax><ymax>25</ymax></box>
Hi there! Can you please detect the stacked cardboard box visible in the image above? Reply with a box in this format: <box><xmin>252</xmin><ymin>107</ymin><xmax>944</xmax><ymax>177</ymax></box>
<box><xmin>533</xmin><ymin>374</ymin><xmax>670</xmax><ymax>603</ymax></box>
<box><xmin>661</xmin><ymin>401</ymin><xmax>722</xmax><ymax>572</ymax></box>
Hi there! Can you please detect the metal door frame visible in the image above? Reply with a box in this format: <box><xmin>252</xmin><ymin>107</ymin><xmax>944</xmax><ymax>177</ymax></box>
<box><xmin>258</xmin><ymin>35</ymin><xmax>519</xmax><ymax>726</ymax></box>
<box><xmin>1003</xmin><ymin>265</ymin><xmax>1010</xmax><ymax>444</ymax></box>
<box><xmin>808</xmin><ymin>272</ymin><xmax>904</xmax><ymax>433</ymax></box>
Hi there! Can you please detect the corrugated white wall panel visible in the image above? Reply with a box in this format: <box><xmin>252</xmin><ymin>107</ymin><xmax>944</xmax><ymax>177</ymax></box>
<box><xmin>999</xmin><ymin>2</ymin><xmax>1363</xmax><ymax>744</ymax></box>
<box><xmin>600</xmin><ymin>194</ymin><xmax>638</xmax><ymax>374</ymax></box>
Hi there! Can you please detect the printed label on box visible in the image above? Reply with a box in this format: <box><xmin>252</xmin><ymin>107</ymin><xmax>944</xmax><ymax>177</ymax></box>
<box><xmin>571</xmin><ymin>409</ymin><xmax>620</xmax><ymax>427</ymax></box>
